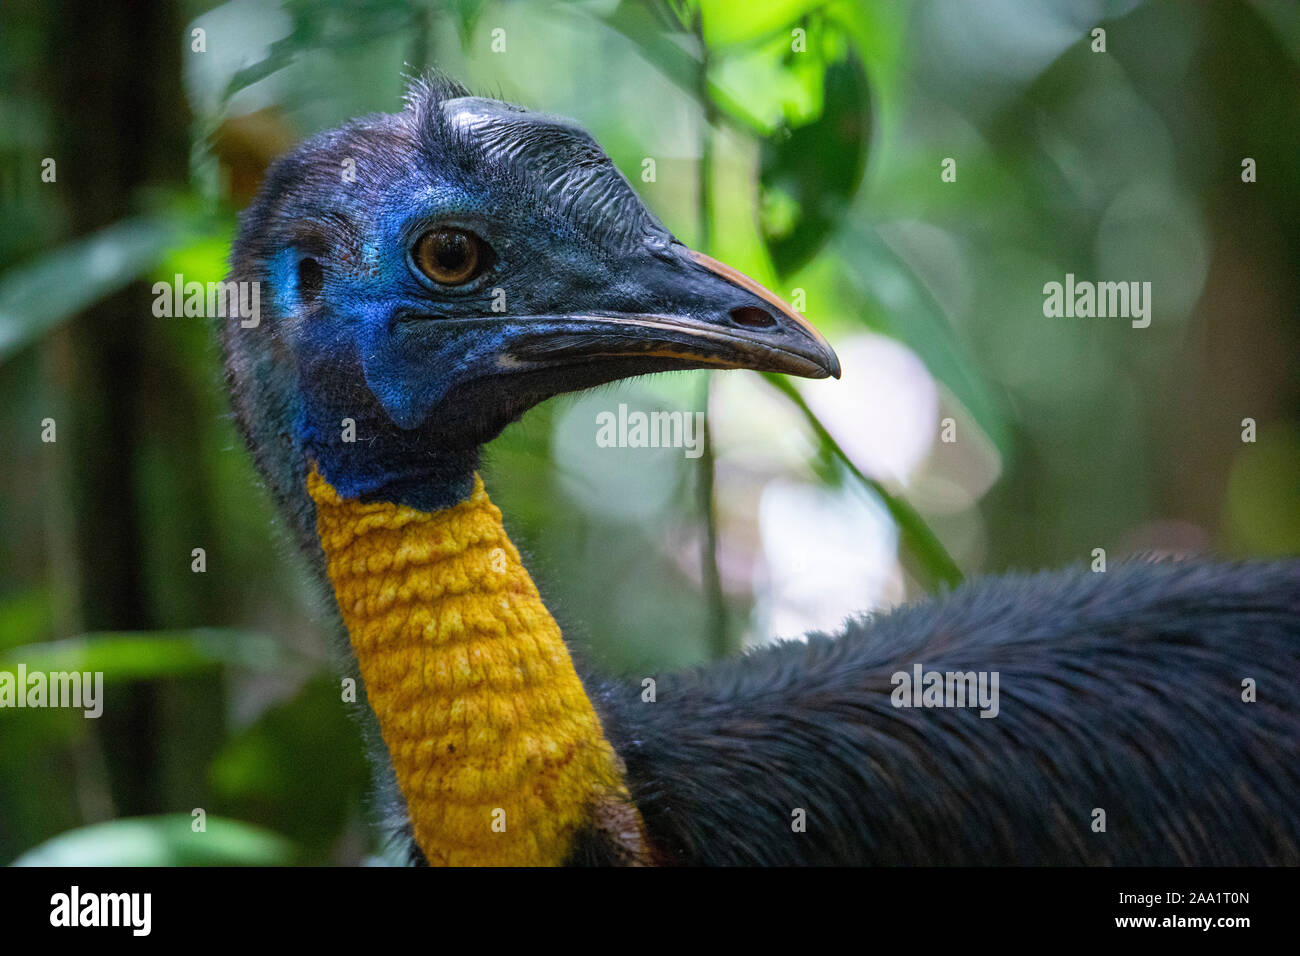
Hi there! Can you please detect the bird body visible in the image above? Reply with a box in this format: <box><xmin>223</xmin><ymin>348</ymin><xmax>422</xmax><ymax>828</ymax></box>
<box><xmin>599</xmin><ymin>558</ymin><xmax>1300</xmax><ymax>865</ymax></box>
<box><xmin>223</xmin><ymin>75</ymin><xmax>1300</xmax><ymax>866</ymax></box>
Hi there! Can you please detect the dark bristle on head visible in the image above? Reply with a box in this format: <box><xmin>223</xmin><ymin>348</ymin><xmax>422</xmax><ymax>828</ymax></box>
<box><xmin>401</xmin><ymin>69</ymin><xmax>472</xmax><ymax>115</ymax></box>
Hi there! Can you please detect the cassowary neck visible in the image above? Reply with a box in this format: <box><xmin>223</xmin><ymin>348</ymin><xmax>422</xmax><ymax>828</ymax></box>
<box><xmin>308</xmin><ymin>465</ymin><xmax>647</xmax><ymax>865</ymax></box>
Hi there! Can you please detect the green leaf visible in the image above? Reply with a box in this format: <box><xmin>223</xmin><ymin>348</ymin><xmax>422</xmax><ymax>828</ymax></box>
<box><xmin>764</xmin><ymin>373</ymin><xmax>963</xmax><ymax>590</ymax></box>
<box><xmin>700</xmin><ymin>0</ymin><xmax>825</xmax><ymax>49</ymax></box>
<box><xmin>221</xmin><ymin>0</ymin><xmax>415</xmax><ymax>102</ymax></box>
<box><xmin>835</xmin><ymin>223</ymin><xmax>1010</xmax><ymax>455</ymax></box>
<box><xmin>585</xmin><ymin>0</ymin><xmax>768</xmax><ymax>134</ymax></box>
<box><xmin>209</xmin><ymin>675</ymin><xmax>370</xmax><ymax>864</ymax></box>
<box><xmin>0</xmin><ymin>629</ymin><xmax>291</xmax><ymax>685</ymax></box>
<box><xmin>0</xmin><ymin>588</ymin><xmax>53</xmax><ymax>652</ymax></box>
<box><xmin>760</xmin><ymin>39</ymin><xmax>872</xmax><ymax>276</ymax></box>
<box><xmin>451</xmin><ymin>0</ymin><xmax>489</xmax><ymax>49</ymax></box>
<box><xmin>0</xmin><ymin>216</ymin><xmax>184</xmax><ymax>362</ymax></box>
<box><xmin>11</xmin><ymin>814</ymin><xmax>295</xmax><ymax>866</ymax></box>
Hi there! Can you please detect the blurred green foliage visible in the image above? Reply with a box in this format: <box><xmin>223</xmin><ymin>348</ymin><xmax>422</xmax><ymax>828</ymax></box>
<box><xmin>1</xmin><ymin>0</ymin><xmax>1296</xmax><ymax>864</ymax></box>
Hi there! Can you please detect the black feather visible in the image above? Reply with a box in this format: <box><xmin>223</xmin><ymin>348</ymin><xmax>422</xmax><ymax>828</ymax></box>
<box><xmin>594</xmin><ymin>557</ymin><xmax>1300</xmax><ymax>865</ymax></box>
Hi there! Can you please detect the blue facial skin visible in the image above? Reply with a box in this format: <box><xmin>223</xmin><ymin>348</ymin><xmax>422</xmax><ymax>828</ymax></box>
<box><xmin>238</xmin><ymin>90</ymin><xmax>837</xmax><ymax>513</ymax></box>
<box><xmin>280</xmin><ymin>177</ymin><xmax>680</xmax><ymax>510</ymax></box>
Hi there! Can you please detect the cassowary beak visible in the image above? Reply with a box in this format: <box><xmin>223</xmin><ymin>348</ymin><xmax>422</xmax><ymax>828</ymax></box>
<box><xmin>503</xmin><ymin>247</ymin><xmax>841</xmax><ymax>381</ymax></box>
<box><xmin>367</xmin><ymin>244</ymin><xmax>840</xmax><ymax>433</ymax></box>
<box><xmin>682</xmin><ymin>249</ymin><xmax>841</xmax><ymax>380</ymax></box>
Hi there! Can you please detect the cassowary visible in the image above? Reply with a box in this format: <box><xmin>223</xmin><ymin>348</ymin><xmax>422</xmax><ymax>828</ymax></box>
<box><xmin>222</xmin><ymin>76</ymin><xmax>1300</xmax><ymax>866</ymax></box>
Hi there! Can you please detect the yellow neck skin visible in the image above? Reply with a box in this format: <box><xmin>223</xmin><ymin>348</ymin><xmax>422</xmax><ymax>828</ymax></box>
<box><xmin>308</xmin><ymin>466</ymin><xmax>645</xmax><ymax>866</ymax></box>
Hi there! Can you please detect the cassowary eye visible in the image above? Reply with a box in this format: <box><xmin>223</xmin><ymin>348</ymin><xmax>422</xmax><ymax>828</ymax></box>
<box><xmin>413</xmin><ymin>227</ymin><xmax>488</xmax><ymax>286</ymax></box>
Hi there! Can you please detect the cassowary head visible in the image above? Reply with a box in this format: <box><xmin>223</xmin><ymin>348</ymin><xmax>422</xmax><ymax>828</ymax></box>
<box><xmin>225</xmin><ymin>76</ymin><xmax>838</xmax><ymax>519</ymax></box>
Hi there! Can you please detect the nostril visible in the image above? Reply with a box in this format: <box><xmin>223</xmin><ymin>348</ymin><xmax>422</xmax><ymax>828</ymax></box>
<box><xmin>729</xmin><ymin>305</ymin><xmax>778</xmax><ymax>330</ymax></box>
